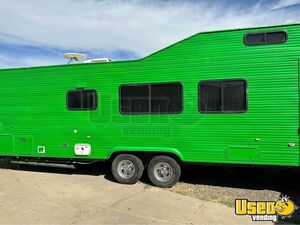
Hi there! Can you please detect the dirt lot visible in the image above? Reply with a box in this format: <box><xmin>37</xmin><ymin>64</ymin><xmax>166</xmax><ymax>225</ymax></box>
<box><xmin>0</xmin><ymin>161</ymin><xmax>299</xmax><ymax>225</ymax></box>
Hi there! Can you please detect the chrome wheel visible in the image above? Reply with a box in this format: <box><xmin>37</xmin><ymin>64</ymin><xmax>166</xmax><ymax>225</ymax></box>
<box><xmin>153</xmin><ymin>162</ymin><xmax>173</xmax><ymax>182</ymax></box>
<box><xmin>112</xmin><ymin>154</ymin><xmax>144</xmax><ymax>184</ymax></box>
<box><xmin>117</xmin><ymin>160</ymin><xmax>136</xmax><ymax>179</ymax></box>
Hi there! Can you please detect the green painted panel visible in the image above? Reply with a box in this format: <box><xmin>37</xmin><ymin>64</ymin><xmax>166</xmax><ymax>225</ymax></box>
<box><xmin>0</xmin><ymin>135</ymin><xmax>14</xmax><ymax>155</ymax></box>
<box><xmin>14</xmin><ymin>136</ymin><xmax>33</xmax><ymax>156</ymax></box>
<box><xmin>226</xmin><ymin>146</ymin><xmax>260</xmax><ymax>162</ymax></box>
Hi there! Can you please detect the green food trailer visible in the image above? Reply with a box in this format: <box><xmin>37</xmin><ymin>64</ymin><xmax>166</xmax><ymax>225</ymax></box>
<box><xmin>0</xmin><ymin>24</ymin><xmax>299</xmax><ymax>187</ymax></box>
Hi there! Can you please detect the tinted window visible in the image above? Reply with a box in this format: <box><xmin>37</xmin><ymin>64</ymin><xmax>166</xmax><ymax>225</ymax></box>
<box><xmin>120</xmin><ymin>85</ymin><xmax>150</xmax><ymax>113</ymax></box>
<box><xmin>151</xmin><ymin>83</ymin><xmax>182</xmax><ymax>113</ymax></box>
<box><xmin>120</xmin><ymin>82</ymin><xmax>182</xmax><ymax>114</ymax></box>
<box><xmin>68</xmin><ymin>91</ymin><xmax>82</xmax><ymax>109</ymax></box>
<box><xmin>266</xmin><ymin>32</ymin><xmax>287</xmax><ymax>44</ymax></box>
<box><xmin>199</xmin><ymin>81</ymin><xmax>222</xmax><ymax>112</ymax></box>
<box><xmin>245</xmin><ymin>33</ymin><xmax>265</xmax><ymax>45</ymax></box>
<box><xmin>67</xmin><ymin>90</ymin><xmax>97</xmax><ymax>110</ymax></box>
<box><xmin>244</xmin><ymin>31</ymin><xmax>287</xmax><ymax>45</ymax></box>
<box><xmin>223</xmin><ymin>80</ymin><xmax>246</xmax><ymax>111</ymax></box>
<box><xmin>199</xmin><ymin>80</ymin><xmax>247</xmax><ymax>113</ymax></box>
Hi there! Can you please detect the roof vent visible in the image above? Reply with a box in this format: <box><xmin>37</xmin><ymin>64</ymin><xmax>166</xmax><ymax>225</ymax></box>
<box><xmin>84</xmin><ymin>58</ymin><xmax>112</xmax><ymax>63</ymax></box>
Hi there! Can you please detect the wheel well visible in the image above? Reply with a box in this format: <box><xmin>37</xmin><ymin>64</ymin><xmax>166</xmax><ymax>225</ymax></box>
<box><xmin>108</xmin><ymin>151</ymin><xmax>181</xmax><ymax>166</ymax></box>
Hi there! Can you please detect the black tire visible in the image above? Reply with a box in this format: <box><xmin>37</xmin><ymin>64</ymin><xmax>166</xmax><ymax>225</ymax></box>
<box><xmin>147</xmin><ymin>155</ymin><xmax>181</xmax><ymax>188</ymax></box>
<box><xmin>111</xmin><ymin>154</ymin><xmax>144</xmax><ymax>184</ymax></box>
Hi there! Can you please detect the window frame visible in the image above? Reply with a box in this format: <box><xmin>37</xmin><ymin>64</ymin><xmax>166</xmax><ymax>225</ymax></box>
<box><xmin>198</xmin><ymin>79</ymin><xmax>248</xmax><ymax>114</ymax></box>
<box><xmin>66</xmin><ymin>89</ymin><xmax>98</xmax><ymax>111</ymax></box>
<box><xmin>244</xmin><ymin>30</ymin><xmax>288</xmax><ymax>46</ymax></box>
<box><xmin>119</xmin><ymin>82</ymin><xmax>183</xmax><ymax>115</ymax></box>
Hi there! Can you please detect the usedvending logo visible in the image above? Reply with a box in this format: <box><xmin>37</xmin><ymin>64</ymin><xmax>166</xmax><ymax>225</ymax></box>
<box><xmin>235</xmin><ymin>196</ymin><xmax>297</xmax><ymax>222</ymax></box>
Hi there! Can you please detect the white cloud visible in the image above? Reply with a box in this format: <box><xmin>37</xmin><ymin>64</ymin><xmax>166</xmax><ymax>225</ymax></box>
<box><xmin>0</xmin><ymin>53</ymin><xmax>63</xmax><ymax>68</ymax></box>
<box><xmin>0</xmin><ymin>0</ymin><xmax>300</xmax><ymax>65</ymax></box>
<box><xmin>272</xmin><ymin>0</ymin><xmax>300</xmax><ymax>10</ymax></box>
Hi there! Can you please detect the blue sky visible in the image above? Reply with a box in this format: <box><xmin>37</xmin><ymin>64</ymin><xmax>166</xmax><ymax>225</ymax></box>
<box><xmin>1</xmin><ymin>0</ymin><xmax>300</xmax><ymax>68</ymax></box>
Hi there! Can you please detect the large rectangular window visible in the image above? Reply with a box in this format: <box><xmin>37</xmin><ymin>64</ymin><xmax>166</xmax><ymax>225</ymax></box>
<box><xmin>199</xmin><ymin>79</ymin><xmax>247</xmax><ymax>113</ymax></box>
<box><xmin>120</xmin><ymin>82</ymin><xmax>182</xmax><ymax>114</ymax></box>
<box><xmin>67</xmin><ymin>89</ymin><xmax>97</xmax><ymax>110</ymax></box>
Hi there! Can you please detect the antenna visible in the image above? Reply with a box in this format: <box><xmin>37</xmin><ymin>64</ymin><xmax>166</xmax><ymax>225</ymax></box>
<box><xmin>64</xmin><ymin>53</ymin><xmax>86</xmax><ymax>64</ymax></box>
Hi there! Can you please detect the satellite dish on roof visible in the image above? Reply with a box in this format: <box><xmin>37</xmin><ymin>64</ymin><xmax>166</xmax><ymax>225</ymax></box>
<box><xmin>64</xmin><ymin>53</ymin><xmax>86</xmax><ymax>64</ymax></box>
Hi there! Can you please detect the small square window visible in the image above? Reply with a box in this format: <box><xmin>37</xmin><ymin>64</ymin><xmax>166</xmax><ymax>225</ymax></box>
<box><xmin>67</xmin><ymin>89</ymin><xmax>97</xmax><ymax>110</ymax></box>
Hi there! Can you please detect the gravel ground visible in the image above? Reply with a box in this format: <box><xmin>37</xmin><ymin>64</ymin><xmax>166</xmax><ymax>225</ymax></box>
<box><xmin>171</xmin><ymin>183</ymin><xmax>280</xmax><ymax>207</ymax></box>
<box><xmin>171</xmin><ymin>166</ymin><xmax>282</xmax><ymax>207</ymax></box>
<box><xmin>170</xmin><ymin>165</ymin><xmax>300</xmax><ymax>224</ymax></box>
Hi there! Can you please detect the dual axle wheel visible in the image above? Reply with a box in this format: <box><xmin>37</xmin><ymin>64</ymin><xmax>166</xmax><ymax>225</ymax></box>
<box><xmin>111</xmin><ymin>154</ymin><xmax>181</xmax><ymax>188</ymax></box>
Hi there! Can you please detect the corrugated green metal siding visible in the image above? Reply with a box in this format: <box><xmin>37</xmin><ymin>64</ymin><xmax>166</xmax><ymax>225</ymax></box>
<box><xmin>0</xmin><ymin>24</ymin><xmax>299</xmax><ymax>166</ymax></box>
